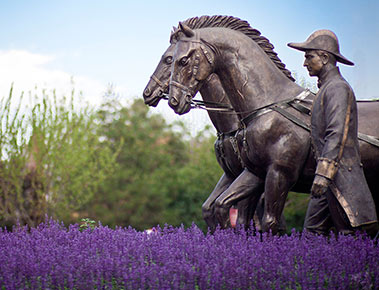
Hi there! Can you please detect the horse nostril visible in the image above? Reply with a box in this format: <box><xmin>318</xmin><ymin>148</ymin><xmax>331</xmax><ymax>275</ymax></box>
<box><xmin>185</xmin><ymin>95</ymin><xmax>192</xmax><ymax>103</ymax></box>
<box><xmin>170</xmin><ymin>96</ymin><xmax>179</xmax><ymax>106</ymax></box>
<box><xmin>144</xmin><ymin>87</ymin><xmax>151</xmax><ymax>97</ymax></box>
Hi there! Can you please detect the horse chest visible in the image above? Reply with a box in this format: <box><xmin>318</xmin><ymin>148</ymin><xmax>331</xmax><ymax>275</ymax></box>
<box><xmin>237</xmin><ymin>115</ymin><xmax>309</xmax><ymax>177</ymax></box>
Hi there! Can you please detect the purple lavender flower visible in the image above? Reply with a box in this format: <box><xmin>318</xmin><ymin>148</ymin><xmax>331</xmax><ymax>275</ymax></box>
<box><xmin>0</xmin><ymin>218</ymin><xmax>377</xmax><ymax>289</ymax></box>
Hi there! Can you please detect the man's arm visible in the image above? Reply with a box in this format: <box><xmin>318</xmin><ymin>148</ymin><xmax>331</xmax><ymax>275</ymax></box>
<box><xmin>312</xmin><ymin>83</ymin><xmax>353</xmax><ymax>196</ymax></box>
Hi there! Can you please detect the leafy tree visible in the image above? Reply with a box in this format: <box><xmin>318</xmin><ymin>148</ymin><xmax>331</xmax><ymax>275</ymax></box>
<box><xmin>0</xmin><ymin>86</ymin><xmax>117</xmax><ymax>227</ymax></box>
<box><xmin>78</xmin><ymin>89</ymin><xmax>225</xmax><ymax>231</ymax></box>
<box><xmin>159</xmin><ymin>132</ymin><xmax>223</xmax><ymax>230</ymax></box>
<box><xmin>80</xmin><ymin>95</ymin><xmax>190</xmax><ymax>229</ymax></box>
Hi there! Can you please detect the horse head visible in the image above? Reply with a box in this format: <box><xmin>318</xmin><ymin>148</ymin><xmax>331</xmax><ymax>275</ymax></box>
<box><xmin>143</xmin><ymin>20</ymin><xmax>203</xmax><ymax>108</ymax></box>
<box><xmin>168</xmin><ymin>23</ymin><xmax>215</xmax><ymax>115</ymax></box>
<box><xmin>143</xmin><ymin>45</ymin><xmax>175</xmax><ymax>107</ymax></box>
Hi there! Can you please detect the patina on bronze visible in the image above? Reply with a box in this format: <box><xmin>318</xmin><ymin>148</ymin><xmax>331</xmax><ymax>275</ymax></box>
<box><xmin>167</xmin><ymin>16</ymin><xmax>379</xmax><ymax>234</ymax></box>
<box><xmin>288</xmin><ymin>30</ymin><xmax>378</xmax><ymax>236</ymax></box>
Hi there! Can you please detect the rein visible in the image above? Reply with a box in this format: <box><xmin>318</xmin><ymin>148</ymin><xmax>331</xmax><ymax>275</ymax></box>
<box><xmin>162</xmin><ymin>94</ymin><xmax>234</xmax><ymax>112</ymax></box>
<box><xmin>163</xmin><ymin>90</ymin><xmax>379</xmax><ymax>148</ymax></box>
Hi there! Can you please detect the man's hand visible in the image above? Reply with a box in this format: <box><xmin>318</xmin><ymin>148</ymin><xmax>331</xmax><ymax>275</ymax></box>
<box><xmin>311</xmin><ymin>175</ymin><xmax>330</xmax><ymax>198</ymax></box>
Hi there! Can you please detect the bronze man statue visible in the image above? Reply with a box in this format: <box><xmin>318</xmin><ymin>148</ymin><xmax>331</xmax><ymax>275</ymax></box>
<box><xmin>288</xmin><ymin>30</ymin><xmax>378</xmax><ymax>237</ymax></box>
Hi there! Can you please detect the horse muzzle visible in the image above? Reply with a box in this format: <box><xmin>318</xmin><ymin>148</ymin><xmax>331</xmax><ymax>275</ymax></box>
<box><xmin>168</xmin><ymin>93</ymin><xmax>192</xmax><ymax>115</ymax></box>
<box><xmin>143</xmin><ymin>86</ymin><xmax>165</xmax><ymax>107</ymax></box>
<box><xmin>168</xmin><ymin>81</ymin><xmax>195</xmax><ymax>114</ymax></box>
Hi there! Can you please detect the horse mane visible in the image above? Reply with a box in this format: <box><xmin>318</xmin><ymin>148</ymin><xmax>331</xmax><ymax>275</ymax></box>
<box><xmin>171</xmin><ymin>15</ymin><xmax>295</xmax><ymax>82</ymax></box>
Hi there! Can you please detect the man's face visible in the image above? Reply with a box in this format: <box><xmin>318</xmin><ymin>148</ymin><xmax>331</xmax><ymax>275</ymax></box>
<box><xmin>303</xmin><ymin>50</ymin><xmax>323</xmax><ymax>77</ymax></box>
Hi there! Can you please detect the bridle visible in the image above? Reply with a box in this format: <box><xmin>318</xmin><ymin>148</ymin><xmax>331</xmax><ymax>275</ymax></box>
<box><xmin>169</xmin><ymin>36</ymin><xmax>216</xmax><ymax>109</ymax></box>
<box><xmin>150</xmin><ymin>74</ymin><xmax>166</xmax><ymax>90</ymax></box>
<box><xmin>167</xmin><ymin>36</ymin><xmax>313</xmax><ymax>130</ymax></box>
<box><xmin>148</xmin><ymin>74</ymin><xmax>168</xmax><ymax>99</ymax></box>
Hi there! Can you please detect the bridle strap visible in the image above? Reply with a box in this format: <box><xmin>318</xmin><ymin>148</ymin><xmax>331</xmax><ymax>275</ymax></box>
<box><xmin>177</xmin><ymin>37</ymin><xmax>214</xmax><ymax>65</ymax></box>
<box><xmin>178</xmin><ymin>38</ymin><xmax>203</xmax><ymax>44</ymax></box>
<box><xmin>150</xmin><ymin>74</ymin><xmax>166</xmax><ymax>89</ymax></box>
<box><xmin>170</xmin><ymin>80</ymin><xmax>193</xmax><ymax>94</ymax></box>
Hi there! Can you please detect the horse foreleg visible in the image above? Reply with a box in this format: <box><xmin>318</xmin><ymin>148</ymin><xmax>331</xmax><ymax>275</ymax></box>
<box><xmin>262</xmin><ymin>165</ymin><xmax>297</xmax><ymax>235</ymax></box>
<box><xmin>254</xmin><ymin>194</ymin><xmax>287</xmax><ymax>233</ymax></box>
<box><xmin>202</xmin><ymin>173</ymin><xmax>235</xmax><ymax>232</ymax></box>
<box><xmin>215</xmin><ymin>169</ymin><xmax>264</xmax><ymax>229</ymax></box>
<box><xmin>235</xmin><ymin>193</ymin><xmax>262</xmax><ymax>230</ymax></box>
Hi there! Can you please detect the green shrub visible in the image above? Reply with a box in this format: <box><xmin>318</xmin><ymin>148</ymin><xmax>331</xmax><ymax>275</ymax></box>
<box><xmin>0</xmin><ymin>86</ymin><xmax>118</xmax><ymax>227</ymax></box>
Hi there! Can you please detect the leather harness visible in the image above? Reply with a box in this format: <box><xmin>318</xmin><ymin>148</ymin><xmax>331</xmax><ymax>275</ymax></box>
<box><xmin>162</xmin><ymin>92</ymin><xmax>379</xmax><ymax>148</ymax></box>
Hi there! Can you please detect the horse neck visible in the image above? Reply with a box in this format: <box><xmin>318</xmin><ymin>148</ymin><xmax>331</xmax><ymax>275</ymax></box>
<box><xmin>199</xmin><ymin>74</ymin><xmax>240</xmax><ymax>134</ymax></box>
<box><xmin>202</xmin><ymin>29</ymin><xmax>304</xmax><ymax>117</ymax></box>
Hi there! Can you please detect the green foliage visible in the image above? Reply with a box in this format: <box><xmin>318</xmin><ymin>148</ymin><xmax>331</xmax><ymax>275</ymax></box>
<box><xmin>162</xmin><ymin>135</ymin><xmax>223</xmax><ymax>230</ymax></box>
<box><xmin>283</xmin><ymin>192</ymin><xmax>309</xmax><ymax>232</ymax></box>
<box><xmin>79</xmin><ymin>94</ymin><xmax>222</xmax><ymax>231</ymax></box>
<box><xmin>80</xmin><ymin>96</ymin><xmax>184</xmax><ymax>229</ymax></box>
<box><xmin>0</xmin><ymin>84</ymin><xmax>310</xmax><ymax>231</ymax></box>
<box><xmin>0</xmin><ymin>86</ymin><xmax>117</xmax><ymax>227</ymax></box>
<box><xmin>79</xmin><ymin>217</ymin><xmax>97</xmax><ymax>231</ymax></box>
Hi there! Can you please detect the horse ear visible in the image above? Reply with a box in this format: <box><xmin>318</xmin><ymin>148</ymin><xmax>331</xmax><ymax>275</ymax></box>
<box><xmin>170</xmin><ymin>25</ymin><xmax>180</xmax><ymax>43</ymax></box>
<box><xmin>179</xmin><ymin>22</ymin><xmax>194</xmax><ymax>37</ymax></box>
<box><xmin>169</xmin><ymin>29</ymin><xmax>176</xmax><ymax>44</ymax></box>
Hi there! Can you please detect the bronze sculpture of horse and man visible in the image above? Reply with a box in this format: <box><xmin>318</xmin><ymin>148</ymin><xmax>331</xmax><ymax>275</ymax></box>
<box><xmin>144</xmin><ymin>15</ymin><xmax>379</xmax><ymax>235</ymax></box>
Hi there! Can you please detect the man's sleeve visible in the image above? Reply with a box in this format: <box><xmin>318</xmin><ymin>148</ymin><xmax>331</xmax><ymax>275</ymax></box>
<box><xmin>315</xmin><ymin>83</ymin><xmax>353</xmax><ymax>180</ymax></box>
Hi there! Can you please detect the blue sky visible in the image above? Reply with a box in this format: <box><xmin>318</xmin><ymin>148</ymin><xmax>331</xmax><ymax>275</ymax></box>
<box><xmin>0</xmin><ymin>0</ymin><xmax>378</xmax><ymax>132</ymax></box>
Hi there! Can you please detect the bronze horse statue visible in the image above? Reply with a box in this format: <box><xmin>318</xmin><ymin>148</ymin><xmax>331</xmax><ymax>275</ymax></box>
<box><xmin>167</xmin><ymin>16</ymin><xmax>379</xmax><ymax>234</ymax></box>
<box><xmin>143</xmin><ymin>21</ymin><xmax>265</xmax><ymax>231</ymax></box>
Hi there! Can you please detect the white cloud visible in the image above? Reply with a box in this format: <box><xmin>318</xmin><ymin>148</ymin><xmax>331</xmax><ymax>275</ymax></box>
<box><xmin>0</xmin><ymin>50</ymin><xmax>107</xmax><ymax>106</ymax></box>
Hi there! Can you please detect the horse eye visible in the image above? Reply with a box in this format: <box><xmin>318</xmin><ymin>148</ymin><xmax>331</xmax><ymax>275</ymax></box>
<box><xmin>164</xmin><ymin>56</ymin><xmax>173</xmax><ymax>64</ymax></box>
<box><xmin>179</xmin><ymin>57</ymin><xmax>189</xmax><ymax>66</ymax></box>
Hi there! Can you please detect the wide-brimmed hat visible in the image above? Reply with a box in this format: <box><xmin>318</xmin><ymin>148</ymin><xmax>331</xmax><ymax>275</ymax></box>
<box><xmin>288</xmin><ymin>29</ymin><xmax>354</xmax><ymax>66</ymax></box>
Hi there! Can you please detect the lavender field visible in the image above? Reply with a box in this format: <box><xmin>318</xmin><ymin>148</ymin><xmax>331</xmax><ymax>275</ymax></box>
<box><xmin>0</xmin><ymin>219</ymin><xmax>378</xmax><ymax>289</ymax></box>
